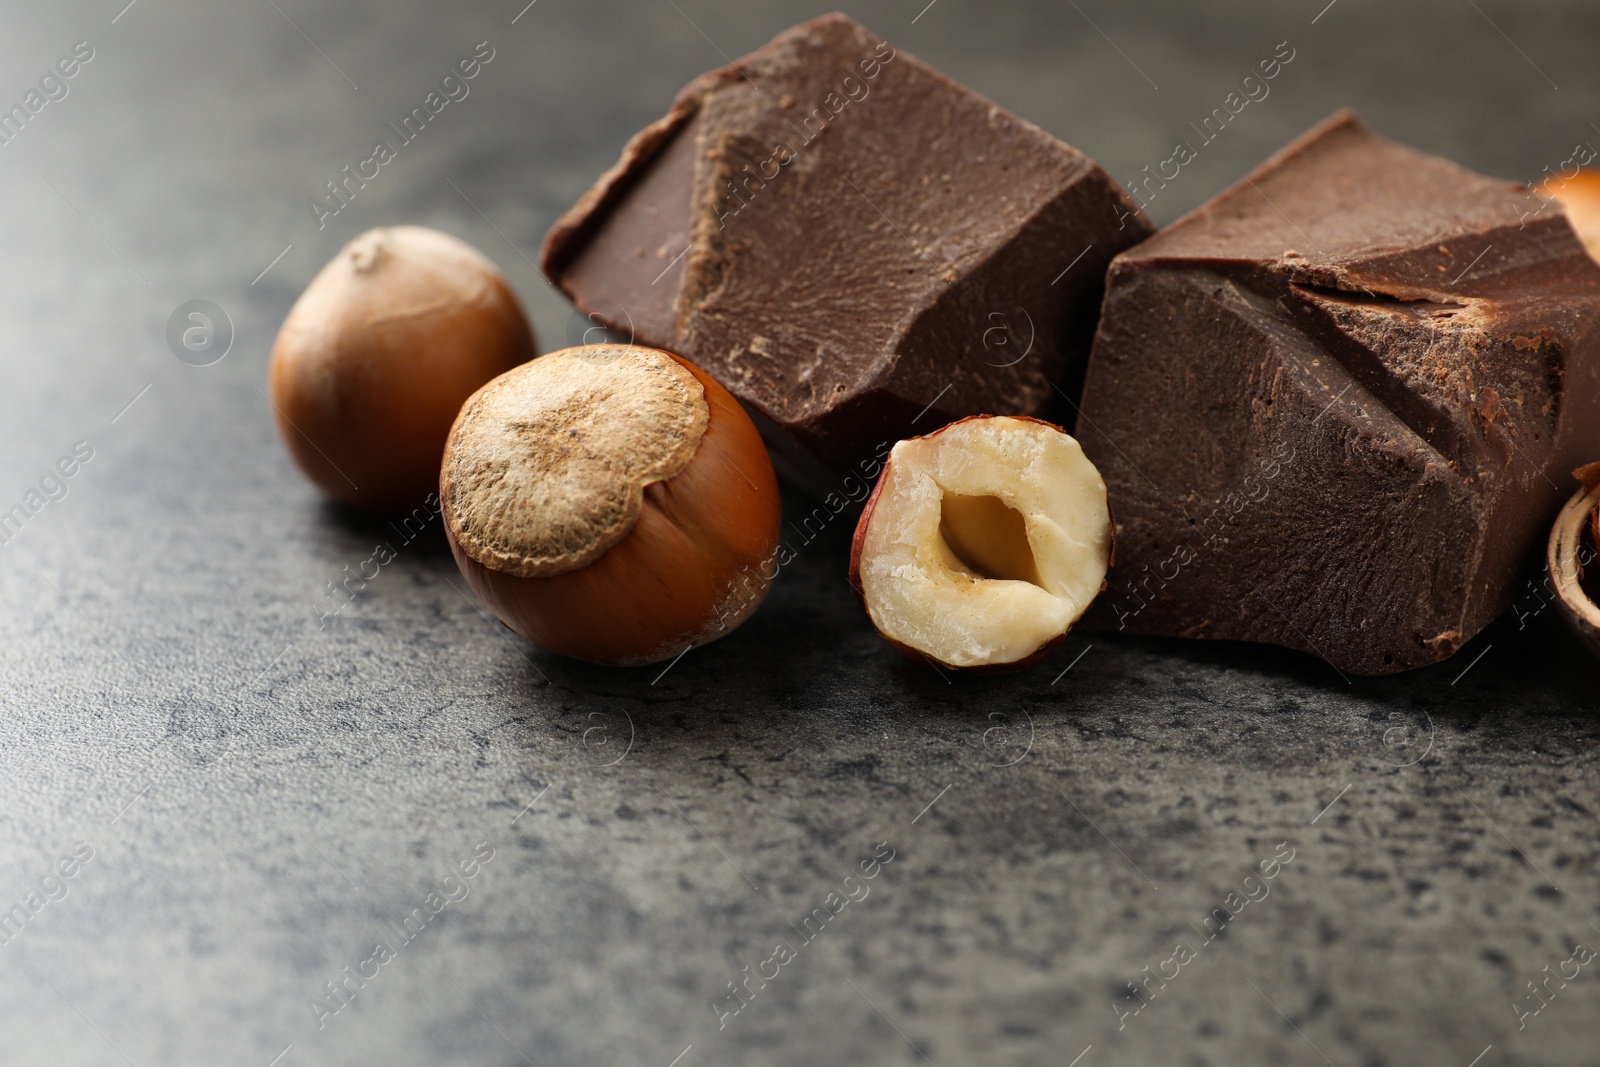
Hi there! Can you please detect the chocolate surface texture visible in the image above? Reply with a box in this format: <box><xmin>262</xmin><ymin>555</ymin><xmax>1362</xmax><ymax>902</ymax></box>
<box><xmin>1077</xmin><ymin>110</ymin><xmax>1600</xmax><ymax>675</ymax></box>
<box><xmin>541</xmin><ymin>13</ymin><xmax>1150</xmax><ymax>493</ymax></box>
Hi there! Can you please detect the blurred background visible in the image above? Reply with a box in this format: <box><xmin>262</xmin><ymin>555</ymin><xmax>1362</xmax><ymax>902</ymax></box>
<box><xmin>0</xmin><ymin>1</ymin><xmax>1596</xmax><ymax>1065</ymax></box>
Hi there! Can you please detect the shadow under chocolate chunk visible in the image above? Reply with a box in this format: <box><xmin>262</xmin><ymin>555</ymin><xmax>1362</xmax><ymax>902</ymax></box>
<box><xmin>541</xmin><ymin>13</ymin><xmax>1150</xmax><ymax>496</ymax></box>
<box><xmin>1078</xmin><ymin>109</ymin><xmax>1600</xmax><ymax>675</ymax></box>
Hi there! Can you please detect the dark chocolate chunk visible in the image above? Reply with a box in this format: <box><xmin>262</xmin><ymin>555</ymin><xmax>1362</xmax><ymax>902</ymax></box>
<box><xmin>1076</xmin><ymin>110</ymin><xmax>1600</xmax><ymax>675</ymax></box>
<box><xmin>541</xmin><ymin>13</ymin><xmax>1150</xmax><ymax>494</ymax></box>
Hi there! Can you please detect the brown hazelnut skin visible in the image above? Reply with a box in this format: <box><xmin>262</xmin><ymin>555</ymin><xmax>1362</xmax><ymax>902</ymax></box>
<box><xmin>848</xmin><ymin>415</ymin><xmax>1113</xmax><ymax>674</ymax></box>
<box><xmin>268</xmin><ymin>226</ymin><xmax>535</xmax><ymax>514</ymax></box>
<box><xmin>443</xmin><ymin>350</ymin><xmax>782</xmax><ymax>667</ymax></box>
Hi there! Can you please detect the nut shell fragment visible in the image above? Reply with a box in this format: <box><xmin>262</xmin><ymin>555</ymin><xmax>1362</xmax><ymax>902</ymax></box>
<box><xmin>1549</xmin><ymin>463</ymin><xmax>1600</xmax><ymax>660</ymax></box>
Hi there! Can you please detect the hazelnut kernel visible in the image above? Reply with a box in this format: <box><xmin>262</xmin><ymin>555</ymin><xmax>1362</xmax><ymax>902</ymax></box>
<box><xmin>849</xmin><ymin>415</ymin><xmax>1113</xmax><ymax>671</ymax></box>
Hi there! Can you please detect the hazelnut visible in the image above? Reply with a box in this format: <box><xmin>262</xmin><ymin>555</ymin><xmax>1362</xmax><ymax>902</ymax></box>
<box><xmin>440</xmin><ymin>345</ymin><xmax>781</xmax><ymax>666</ymax></box>
<box><xmin>1542</xmin><ymin>169</ymin><xmax>1600</xmax><ymax>263</ymax></box>
<box><xmin>1548</xmin><ymin>463</ymin><xmax>1600</xmax><ymax>659</ymax></box>
<box><xmin>849</xmin><ymin>415</ymin><xmax>1113</xmax><ymax>671</ymax></box>
<box><xmin>269</xmin><ymin>225</ymin><xmax>536</xmax><ymax>513</ymax></box>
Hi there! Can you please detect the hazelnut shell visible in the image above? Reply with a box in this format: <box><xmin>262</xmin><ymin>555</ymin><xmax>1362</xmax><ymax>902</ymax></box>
<box><xmin>269</xmin><ymin>226</ymin><xmax>535</xmax><ymax>514</ymax></box>
<box><xmin>1549</xmin><ymin>463</ymin><xmax>1600</xmax><ymax>660</ymax></box>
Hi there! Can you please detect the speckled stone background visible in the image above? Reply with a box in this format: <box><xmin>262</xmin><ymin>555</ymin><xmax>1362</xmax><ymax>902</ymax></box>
<box><xmin>0</xmin><ymin>1</ymin><xmax>1596</xmax><ymax>1065</ymax></box>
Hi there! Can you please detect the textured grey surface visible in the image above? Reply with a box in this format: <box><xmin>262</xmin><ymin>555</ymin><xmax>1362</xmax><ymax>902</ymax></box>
<box><xmin>0</xmin><ymin>1</ymin><xmax>1597</xmax><ymax>1065</ymax></box>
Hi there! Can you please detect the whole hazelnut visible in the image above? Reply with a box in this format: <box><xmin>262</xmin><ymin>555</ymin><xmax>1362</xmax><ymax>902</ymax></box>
<box><xmin>849</xmin><ymin>415</ymin><xmax>1113</xmax><ymax>671</ymax></box>
<box><xmin>440</xmin><ymin>345</ymin><xmax>782</xmax><ymax>666</ymax></box>
<box><xmin>269</xmin><ymin>225</ymin><xmax>536</xmax><ymax>513</ymax></box>
<box><xmin>1542</xmin><ymin>168</ymin><xmax>1600</xmax><ymax>263</ymax></box>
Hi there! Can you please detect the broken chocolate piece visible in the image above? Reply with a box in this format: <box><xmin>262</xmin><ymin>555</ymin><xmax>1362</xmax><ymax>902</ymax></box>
<box><xmin>541</xmin><ymin>13</ymin><xmax>1150</xmax><ymax>494</ymax></box>
<box><xmin>1077</xmin><ymin>110</ymin><xmax>1600</xmax><ymax>675</ymax></box>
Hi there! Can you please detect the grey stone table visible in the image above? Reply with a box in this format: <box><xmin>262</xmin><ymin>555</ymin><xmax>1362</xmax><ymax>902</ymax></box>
<box><xmin>0</xmin><ymin>1</ymin><xmax>1596</xmax><ymax>1064</ymax></box>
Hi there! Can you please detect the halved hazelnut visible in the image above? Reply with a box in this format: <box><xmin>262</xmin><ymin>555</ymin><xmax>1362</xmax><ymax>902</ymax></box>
<box><xmin>848</xmin><ymin>415</ymin><xmax>1113</xmax><ymax>671</ymax></box>
<box><xmin>440</xmin><ymin>345</ymin><xmax>781</xmax><ymax>666</ymax></box>
<box><xmin>1542</xmin><ymin>169</ymin><xmax>1600</xmax><ymax>263</ymax></box>
<box><xmin>1548</xmin><ymin>462</ymin><xmax>1600</xmax><ymax>659</ymax></box>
